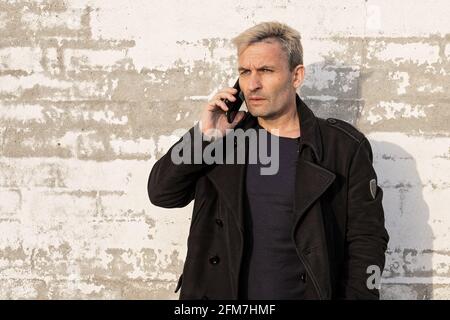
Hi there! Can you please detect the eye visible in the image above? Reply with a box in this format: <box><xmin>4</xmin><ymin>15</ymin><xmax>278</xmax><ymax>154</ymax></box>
<box><xmin>262</xmin><ymin>68</ymin><xmax>272</xmax><ymax>72</ymax></box>
<box><xmin>240</xmin><ymin>70</ymin><xmax>249</xmax><ymax>75</ymax></box>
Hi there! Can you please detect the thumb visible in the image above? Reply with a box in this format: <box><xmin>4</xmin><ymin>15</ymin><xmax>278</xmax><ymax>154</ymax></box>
<box><xmin>231</xmin><ymin>111</ymin><xmax>246</xmax><ymax>126</ymax></box>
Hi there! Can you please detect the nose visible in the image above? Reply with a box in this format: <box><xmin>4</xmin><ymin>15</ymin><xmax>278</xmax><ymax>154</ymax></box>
<box><xmin>248</xmin><ymin>73</ymin><xmax>262</xmax><ymax>92</ymax></box>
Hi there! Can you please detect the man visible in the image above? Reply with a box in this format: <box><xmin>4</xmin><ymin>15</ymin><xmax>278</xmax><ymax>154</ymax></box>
<box><xmin>148</xmin><ymin>21</ymin><xmax>389</xmax><ymax>300</ymax></box>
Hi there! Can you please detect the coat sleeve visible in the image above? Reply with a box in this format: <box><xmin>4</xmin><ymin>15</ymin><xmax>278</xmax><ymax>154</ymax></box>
<box><xmin>340</xmin><ymin>137</ymin><xmax>390</xmax><ymax>299</ymax></box>
<box><xmin>148</xmin><ymin>122</ymin><xmax>215</xmax><ymax>208</ymax></box>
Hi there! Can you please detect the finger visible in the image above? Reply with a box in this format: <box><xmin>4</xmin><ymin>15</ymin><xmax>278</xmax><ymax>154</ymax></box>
<box><xmin>207</xmin><ymin>98</ymin><xmax>228</xmax><ymax>112</ymax></box>
<box><xmin>218</xmin><ymin>87</ymin><xmax>238</xmax><ymax>97</ymax></box>
<box><xmin>226</xmin><ymin>87</ymin><xmax>239</xmax><ymax>94</ymax></box>
<box><xmin>215</xmin><ymin>99</ymin><xmax>229</xmax><ymax>112</ymax></box>
<box><xmin>215</xmin><ymin>92</ymin><xmax>237</xmax><ymax>102</ymax></box>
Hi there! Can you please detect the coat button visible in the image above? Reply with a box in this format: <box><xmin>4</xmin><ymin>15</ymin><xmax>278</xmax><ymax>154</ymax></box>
<box><xmin>215</xmin><ymin>218</ymin><xmax>223</xmax><ymax>227</ymax></box>
<box><xmin>209</xmin><ymin>255</ymin><xmax>220</xmax><ymax>265</ymax></box>
<box><xmin>327</xmin><ymin>118</ymin><xmax>337</xmax><ymax>124</ymax></box>
<box><xmin>300</xmin><ymin>273</ymin><xmax>307</xmax><ymax>283</ymax></box>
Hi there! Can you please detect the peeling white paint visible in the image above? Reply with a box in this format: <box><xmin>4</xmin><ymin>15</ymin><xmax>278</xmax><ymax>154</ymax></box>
<box><xmin>417</xmin><ymin>84</ymin><xmax>444</xmax><ymax>93</ymax></box>
<box><xmin>389</xmin><ymin>71</ymin><xmax>410</xmax><ymax>95</ymax></box>
<box><xmin>21</xmin><ymin>9</ymin><xmax>83</xmax><ymax>30</ymax></box>
<box><xmin>156</xmin><ymin>131</ymin><xmax>185</xmax><ymax>155</ymax></box>
<box><xmin>0</xmin><ymin>12</ymin><xmax>7</xmax><ymax>29</ymax></box>
<box><xmin>0</xmin><ymin>74</ymin><xmax>73</xmax><ymax>92</ymax></box>
<box><xmin>372</xmin><ymin>101</ymin><xmax>429</xmax><ymax>120</ymax></box>
<box><xmin>372</xmin><ymin>42</ymin><xmax>440</xmax><ymax>66</ymax></box>
<box><xmin>0</xmin><ymin>47</ymin><xmax>43</xmax><ymax>73</ymax></box>
<box><xmin>92</xmin><ymin>110</ymin><xmax>128</xmax><ymax>125</ymax></box>
<box><xmin>0</xmin><ymin>103</ymin><xmax>45</xmax><ymax>122</ymax></box>
<box><xmin>367</xmin><ymin>110</ymin><xmax>383</xmax><ymax>125</ymax></box>
<box><xmin>184</xmin><ymin>95</ymin><xmax>209</xmax><ymax>101</ymax></box>
<box><xmin>64</xmin><ymin>49</ymin><xmax>128</xmax><ymax>72</ymax></box>
<box><xmin>109</xmin><ymin>137</ymin><xmax>155</xmax><ymax>156</ymax></box>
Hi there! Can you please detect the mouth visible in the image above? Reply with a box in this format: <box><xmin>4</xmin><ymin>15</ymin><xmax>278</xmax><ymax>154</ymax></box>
<box><xmin>248</xmin><ymin>97</ymin><xmax>266</xmax><ymax>103</ymax></box>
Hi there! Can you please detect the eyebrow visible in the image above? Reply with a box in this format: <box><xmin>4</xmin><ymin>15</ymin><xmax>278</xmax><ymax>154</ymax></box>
<box><xmin>238</xmin><ymin>65</ymin><xmax>276</xmax><ymax>72</ymax></box>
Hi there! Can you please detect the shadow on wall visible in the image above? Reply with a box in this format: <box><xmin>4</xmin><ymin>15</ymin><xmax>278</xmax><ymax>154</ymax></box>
<box><xmin>301</xmin><ymin>61</ymin><xmax>433</xmax><ymax>299</ymax></box>
<box><xmin>372</xmin><ymin>141</ymin><xmax>432</xmax><ymax>300</ymax></box>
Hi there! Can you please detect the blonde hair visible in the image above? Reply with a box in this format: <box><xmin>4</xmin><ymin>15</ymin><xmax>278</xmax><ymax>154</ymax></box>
<box><xmin>231</xmin><ymin>21</ymin><xmax>303</xmax><ymax>71</ymax></box>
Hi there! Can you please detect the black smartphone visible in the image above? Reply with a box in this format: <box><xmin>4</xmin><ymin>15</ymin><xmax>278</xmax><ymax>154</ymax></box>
<box><xmin>224</xmin><ymin>78</ymin><xmax>244</xmax><ymax>124</ymax></box>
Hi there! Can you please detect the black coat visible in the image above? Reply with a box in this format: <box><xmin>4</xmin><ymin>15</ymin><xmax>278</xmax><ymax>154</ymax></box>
<box><xmin>148</xmin><ymin>94</ymin><xmax>389</xmax><ymax>300</ymax></box>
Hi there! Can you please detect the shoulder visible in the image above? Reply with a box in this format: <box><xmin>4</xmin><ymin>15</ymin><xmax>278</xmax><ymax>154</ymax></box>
<box><xmin>318</xmin><ymin>117</ymin><xmax>366</xmax><ymax>144</ymax></box>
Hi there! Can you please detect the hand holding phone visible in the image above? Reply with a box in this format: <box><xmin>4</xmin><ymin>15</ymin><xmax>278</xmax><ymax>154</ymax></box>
<box><xmin>199</xmin><ymin>78</ymin><xmax>245</xmax><ymax>140</ymax></box>
<box><xmin>223</xmin><ymin>79</ymin><xmax>244</xmax><ymax>124</ymax></box>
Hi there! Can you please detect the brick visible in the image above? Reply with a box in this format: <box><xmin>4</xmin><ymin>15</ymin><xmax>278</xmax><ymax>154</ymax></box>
<box><xmin>302</xmin><ymin>64</ymin><xmax>360</xmax><ymax>100</ymax></box>
<box><xmin>0</xmin><ymin>74</ymin><xmax>112</xmax><ymax>101</ymax></box>
<box><xmin>64</xmin><ymin>48</ymin><xmax>129</xmax><ymax>73</ymax></box>
<box><xmin>0</xmin><ymin>279</ymin><xmax>48</xmax><ymax>299</ymax></box>
<box><xmin>0</xmin><ymin>11</ymin><xmax>8</xmax><ymax>30</ymax></box>
<box><xmin>360</xmin><ymin>102</ymin><xmax>449</xmax><ymax>133</ymax></box>
<box><xmin>0</xmin><ymin>189</ymin><xmax>21</xmax><ymax>216</ymax></box>
<box><xmin>0</xmin><ymin>47</ymin><xmax>43</xmax><ymax>74</ymax></box>
<box><xmin>362</xmin><ymin>0</ymin><xmax>450</xmax><ymax>37</ymax></box>
<box><xmin>21</xmin><ymin>9</ymin><xmax>84</xmax><ymax>31</ymax></box>
<box><xmin>98</xmin><ymin>191</ymin><xmax>150</xmax><ymax>220</ymax></box>
<box><xmin>0</xmin><ymin>99</ymin><xmax>199</xmax><ymax>147</ymax></box>
<box><xmin>304</xmin><ymin>98</ymin><xmax>362</xmax><ymax>125</ymax></box>
<box><xmin>305</xmin><ymin>38</ymin><xmax>364</xmax><ymax>67</ymax></box>
<box><xmin>45</xmin><ymin>278</ymin><xmax>180</xmax><ymax>299</ymax></box>
<box><xmin>0</xmin><ymin>220</ymin><xmax>22</xmax><ymax>245</ymax></box>
<box><xmin>381</xmin><ymin>283</ymin><xmax>433</xmax><ymax>300</ymax></box>
<box><xmin>367</xmin><ymin>41</ymin><xmax>440</xmax><ymax>66</ymax></box>
<box><xmin>433</xmin><ymin>284</ymin><xmax>450</xmax><ymax>299</ymax></box>
<box><xmin>423</xmin><ymin>188</ymin><xmax>450</xmax><ymax>247</ymax></box>
<box><xmin>0</xmin><ymin>102</ymin><xmax>45</xmax><ymax>122</ymax></box>
<box><xmin>42</xmin><ymin>46</ymin><xmax>63</xmax><ymax>75</ymax></box>
<box><xmin>46</xmin><ymin>279</ymin><xmax>122</xmax><ymax>299</ymax></box>
<box><xmin>121</xmin><ymin>280</ymin><xmax>179</xmax><ymax>299</ymax></box>
<box><xmin>360</xmin><ymin>68</ymin><xmax>450</xmax><ymax>102</ymax></box>
<box><xmin>365</xmin><ymin>101</ymin><xmax>428</xmax><ymax>123</ymax></box>
<box><xmin>384</xmin><ymin>249</ymin><xmax>434</xmax><ymax>278</ymax></box>
<box><xmin>0</xmin><ymin>160</ymin><xmax>66</xmax><ymax>188</ymax></box>
<box><xmin>0</xmin><ymin>101</ymin><xmax>132</xmax><ymax>130</ymax></box>
<box><xmin>0</xmin><ymin>111</ymin><xmax>195</xmax><ymax>160</ymax></box>
<box><xmin>0</xmin><ymin>158</ymin><xmax>143</xmax><ymax>191</ymax></box>
<box><xmin>21</xmin><ymin>190</ymin><xmax>98</xmax><ymax>224</ymax></box>
<box><xmin>109</xmin><ymin>137</ymin><xmax>155</xmax><ymax>159</ymax></box>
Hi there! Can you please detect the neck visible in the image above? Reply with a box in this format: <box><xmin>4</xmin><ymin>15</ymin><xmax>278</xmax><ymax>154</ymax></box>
<box><xmin>257</xmin><ymin>96</ymin><xmax>301</xmax><ymax>138</ymax></box>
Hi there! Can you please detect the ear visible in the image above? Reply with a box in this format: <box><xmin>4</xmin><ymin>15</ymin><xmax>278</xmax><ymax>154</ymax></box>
<box><xmin>292</xmin><ymin>65</ymin><xmax>305</xmax><ymax>89</ymax></box>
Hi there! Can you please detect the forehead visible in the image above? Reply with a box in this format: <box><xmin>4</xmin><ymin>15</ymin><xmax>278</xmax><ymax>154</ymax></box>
<box><xmin>238</xmin><ymin>40</ymin><xmax>288</xmax><ymax>68</ymax></box>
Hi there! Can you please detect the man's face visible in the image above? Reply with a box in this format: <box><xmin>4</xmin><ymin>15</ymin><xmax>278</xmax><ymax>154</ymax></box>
<box><xmin>238</xmin><ymin>39</ymin><xmax>302</xmax><ymax>119</ymax></box>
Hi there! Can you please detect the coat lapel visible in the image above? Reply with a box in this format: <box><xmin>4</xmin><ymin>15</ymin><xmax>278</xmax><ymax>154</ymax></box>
<box><xmin>292</xmin><ymin>152</ymin><xmax>336</xmax><ymax>232</ymax></box>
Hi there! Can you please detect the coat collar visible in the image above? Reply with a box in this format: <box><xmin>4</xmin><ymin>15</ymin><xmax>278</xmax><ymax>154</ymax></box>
<box><xmin>295</xmin><ymin>94</ymin><xmax>323</xmax><ymax>162</ymax></box>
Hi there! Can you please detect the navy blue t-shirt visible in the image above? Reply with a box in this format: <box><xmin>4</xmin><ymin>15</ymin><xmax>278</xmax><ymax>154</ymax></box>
<box><xmin>239</xmin><ymin>124</ymin><xmax>307</xmax><ymax>300</ymax></box>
